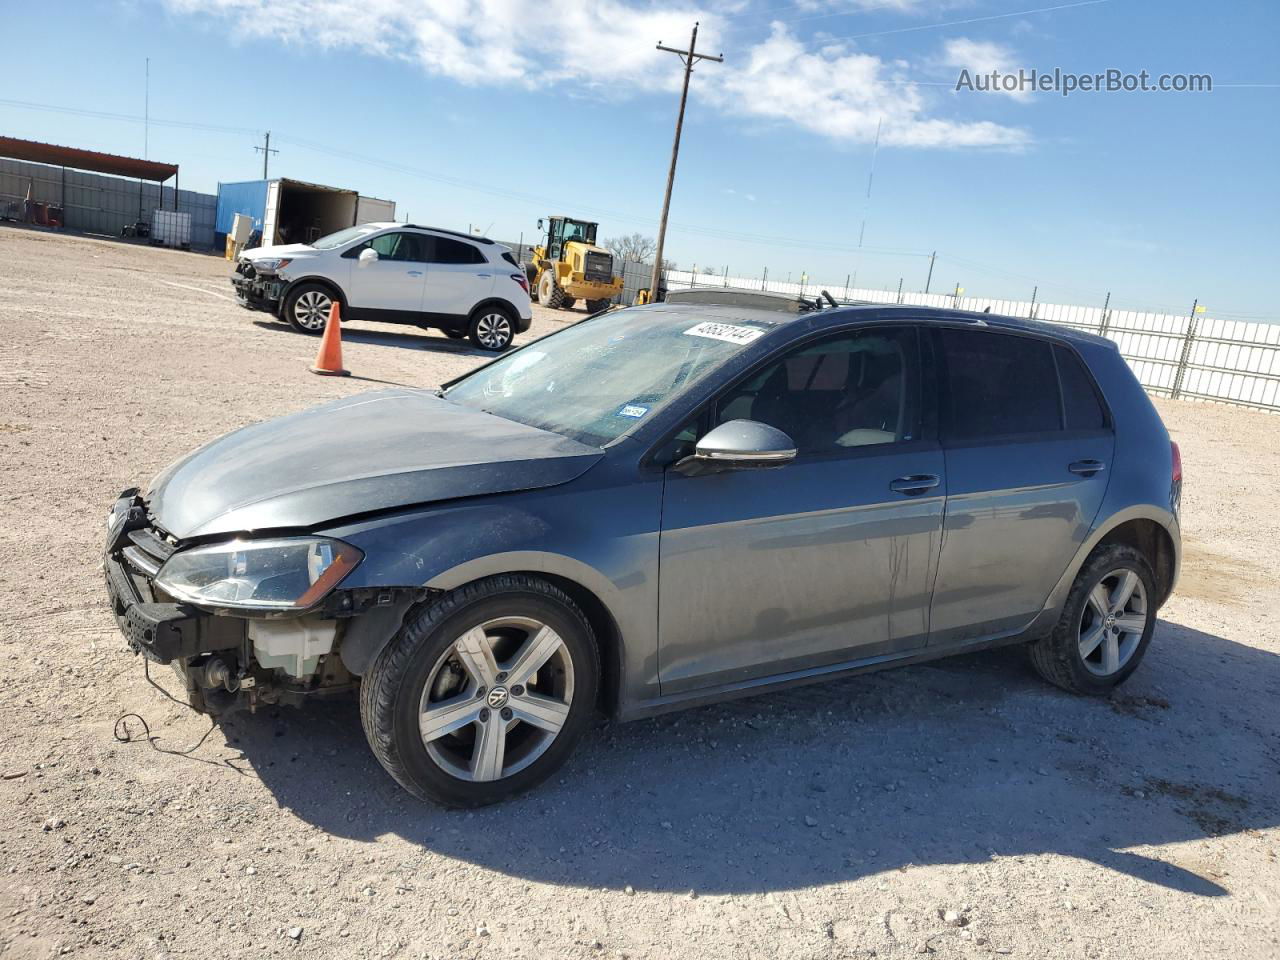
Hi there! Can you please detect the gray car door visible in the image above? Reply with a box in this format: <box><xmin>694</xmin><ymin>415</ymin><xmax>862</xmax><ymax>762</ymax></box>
<box><xmin>928</xmin><ymin>328</ymin><xmax>1115</xmax><ymax>644</ymax></box>
<box><xmin>657</xmin><ymin>326</ymin><xmax>946</xmax><ymax>696</ymax></box>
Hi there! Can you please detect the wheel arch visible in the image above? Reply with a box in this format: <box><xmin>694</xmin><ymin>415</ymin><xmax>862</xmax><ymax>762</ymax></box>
<box><xmin>1092</xmin><ymin>518</ymin><xmax>1178</xmax><ymax>607</ymax></box>
<box><xmin>1040</xmin><ymin>506</ymin><xmax>1181</xmax><ymax>620</ymax></box>
<box><xmin>280</xmin><ymin>275</ymin><xmax>348</xmax><ymax>316</ymax></box>
<box><xmin>340</xmin><ymin>552</ymin><xmax>629</xmax><ymax>718</ymax></box>
<box><xmin>425</xmin><ymin>554</ymin><xmax>627</xmax><ymax>718</ymax></box>
<box><xmin>469</xmin><ymin>297</ymin><xmax>522</xmax><ymax>322</ymax></box>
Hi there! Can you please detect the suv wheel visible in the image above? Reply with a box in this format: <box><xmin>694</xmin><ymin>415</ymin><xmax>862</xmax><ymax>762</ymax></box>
<box><xmin>284</xmin><ymin>283</ymin><xmax>337</xmax><ymax>335</ymax></box>
<box><xmin>1028</xmin><ymin>543</ymin><xmax>1157</xmax><ymax>694</ymax></box>
<box><xmin>359</xmin><ymin>575</ymin><xmax>600</xmax><ymax>807</ymax></box>
<box><xmin>469</xmin><ymin>306</ymin><xmax>515</xmax><ymax>351</ymax></box>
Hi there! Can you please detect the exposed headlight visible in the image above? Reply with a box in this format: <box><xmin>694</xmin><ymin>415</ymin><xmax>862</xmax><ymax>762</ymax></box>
<box><xmin>253</xmin><ymin>258</ymin><xmax>292</xmax><ymax>274</ymax></box>
<box><xmin>154</xmin><ymin>537</ymin><xmax>363</xmax><ymax>611</ymax></box>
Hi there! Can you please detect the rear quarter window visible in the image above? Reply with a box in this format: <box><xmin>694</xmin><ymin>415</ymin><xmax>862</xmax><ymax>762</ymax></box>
<box><xmin>1055</xmin><ymin>345</ymin><xmax>1109</xmax><ymax>430</ymax></box>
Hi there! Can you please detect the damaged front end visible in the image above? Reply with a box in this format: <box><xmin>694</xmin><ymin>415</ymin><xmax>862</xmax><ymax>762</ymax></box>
<box><xmin>229</xmin><ymin>258</ymin><xmax>285</xmax><ymax>312</ymax></box>
<box><xmin>103</xmin><ymin>490</ymin><xmax>419</xmax><ymax>715</ymax></box>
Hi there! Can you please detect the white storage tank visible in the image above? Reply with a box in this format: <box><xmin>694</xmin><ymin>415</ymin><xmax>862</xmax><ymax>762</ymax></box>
<box><xmin>151</xmin><ymin>208</ymin><xmax>192</xmax><ymax>249</ymax></box>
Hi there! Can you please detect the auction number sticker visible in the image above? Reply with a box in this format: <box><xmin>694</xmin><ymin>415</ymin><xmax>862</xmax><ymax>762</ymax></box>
<box><xmin>617</xmin><ymin>404</ymin><xmax>650</xmax><ymax>419</ymax></box>
<box><xmin>683</xmin><ymin>321</ymin><xmax>765</xmax><ymax>345</ymax></box>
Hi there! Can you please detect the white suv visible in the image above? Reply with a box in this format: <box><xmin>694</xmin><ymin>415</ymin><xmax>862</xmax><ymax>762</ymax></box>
<box><xmin>231</xmin><ymin>223</ymin><xmax>533</xmax><ymax>351</ymax></box>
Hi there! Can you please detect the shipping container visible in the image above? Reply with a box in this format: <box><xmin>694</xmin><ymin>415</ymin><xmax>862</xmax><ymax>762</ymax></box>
<box><xmin>214</xmin><ymin>178</ymin><xmax>396</xmax><ymax>250</ymax></box>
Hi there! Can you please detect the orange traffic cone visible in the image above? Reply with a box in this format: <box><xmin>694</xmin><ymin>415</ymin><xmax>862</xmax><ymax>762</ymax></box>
<box><xmin>310</xmin><ymin>301</ymin><xmax>350</xmax><ymax>377</ymax></box>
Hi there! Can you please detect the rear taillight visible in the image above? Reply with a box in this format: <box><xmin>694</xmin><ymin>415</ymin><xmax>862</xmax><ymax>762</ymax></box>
<box><xmin>1170</xmin><ymin>440</ymin><xmax>1182</xmax><ymax>515</ymax></box>
<box><xmin>511</xmin><ymin>273</ymin><xmax>529</xmax><ymax>294</ymax></box>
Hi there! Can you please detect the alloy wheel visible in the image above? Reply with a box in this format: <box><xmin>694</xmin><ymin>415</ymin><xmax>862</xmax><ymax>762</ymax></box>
<box><xmin>294</xmin><ymin>290</ymin><xmax>332</xmax><ymax>331</ymax></box>
<box><xmin>1077</xmin><ymin>568</ymin><xmax>1148</xmax><ymax>676</ymax></box>
<box><xmin>474</xmin><ymin>312</ymin><xmax>512</xmax><ymax>349</ymax></box>
<box><xmin>419</xmin><ymin>617</ymin><xmax>574</xmax><ymax>782</ymax></box>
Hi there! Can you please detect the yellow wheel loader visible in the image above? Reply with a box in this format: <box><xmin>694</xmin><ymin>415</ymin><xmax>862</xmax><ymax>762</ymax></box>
<box><xmin>525</xmin><ymin>216</ymin><xmax>622</xmax><ymax>314</ymax></box>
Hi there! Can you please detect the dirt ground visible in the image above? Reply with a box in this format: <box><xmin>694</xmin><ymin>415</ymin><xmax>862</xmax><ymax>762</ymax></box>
<box><xmin>0</xmin><ymin>226</ymin><xmax>1277</xmax><ymax>960</ymax></box>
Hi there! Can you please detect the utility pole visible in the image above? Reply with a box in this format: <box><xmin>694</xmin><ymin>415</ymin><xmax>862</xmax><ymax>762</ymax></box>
<box><xmin>255</xmin><ymin>131</ymin><xmax>279</xmax><ymax>179</ymax></box>
<box><xmin>144</xmin><ymin>58</ymin><xmax>150</xmax><ymax>160</ymax></box>
<box><xmin>650</xmin><ymin>23</ymin><xmax>723</xmax><ymax>302</ymax></box>
<box><xmin>924</xmin><ymin>251</ymin><xmax>936</xmax><ymax>293</ymax></box>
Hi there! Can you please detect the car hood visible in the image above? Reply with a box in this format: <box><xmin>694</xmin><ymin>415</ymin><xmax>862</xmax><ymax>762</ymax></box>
<box><xmin>147</xmin><ymin>389</ymin><xmax>602</xmax><ymax>539</ymax></box>
<box><xmin>243</xmin><ymin>243</ymin><xmax>315</xmax><ymax>260</ymax></box>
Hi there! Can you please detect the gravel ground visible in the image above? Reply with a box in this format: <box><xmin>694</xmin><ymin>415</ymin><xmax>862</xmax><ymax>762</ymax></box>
<box><xmin>1</xmin><ymin>226</ymin><xmax>1277</xmax><ymax>960</ymax></box>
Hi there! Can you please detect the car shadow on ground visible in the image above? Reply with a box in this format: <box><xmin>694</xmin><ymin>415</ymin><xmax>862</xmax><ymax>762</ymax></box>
<box><xmin>250</xmin><ymin>319</ymin><xmax>494</xmax><ymax>358</ymax></box>
<box><xmin>220</xmin><ymin>620</ymin><xmax>1278</xmax><ymax>898</ymax></box>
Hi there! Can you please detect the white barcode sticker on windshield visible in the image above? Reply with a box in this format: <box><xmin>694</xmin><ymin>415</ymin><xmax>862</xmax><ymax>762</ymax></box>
<box><xmin>683</xmin><ymin>321</ymin><xmax>765</xmax><ymax>345</ymax></box>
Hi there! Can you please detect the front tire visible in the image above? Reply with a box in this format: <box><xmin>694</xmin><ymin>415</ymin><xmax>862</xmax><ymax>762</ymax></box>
<box><xmin>468</xmin><ymin>306</ymin><xmax>515</xmax><ymax>351</ymax></box>
<box><xmin>359</xmin><ymin>575</ymin><xmax>600</xmax><ymax>807</ymax></box>
<box><xmin>283</xmin><ymin>283</ymin><xmax>337</xmax><ymax>335</ymax></box>
<box><xmin>538</xmin><ymin>270</ymin><xmax>569</xmax><ymax>309</ymax></box>
<box><xmin>1028</xmin><ymin>543</ymin><xmax>1157</xmax><ymax>694</ymax></box>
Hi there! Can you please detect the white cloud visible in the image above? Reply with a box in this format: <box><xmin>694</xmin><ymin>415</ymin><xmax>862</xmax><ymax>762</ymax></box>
<box><xmin>710</xmin><ymin>24</ymin><xmax>1028</xmax><ymax>147</ymax></box>
<box><xmin>164</xmin><ymin>0</ymin><xmax>1029</xmax><ymax>148</ymax></box>
<box><xmin>940</xmin><ymin>36</ymin><xmax>1032</xmax><ymax>101</ymax></box>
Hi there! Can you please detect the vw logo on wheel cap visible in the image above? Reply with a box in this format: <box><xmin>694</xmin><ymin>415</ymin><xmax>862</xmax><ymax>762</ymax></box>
<box><xmin>487</xmin><ymin>686</ymin><xmax>509</xmax><ymax>709</ymax></box>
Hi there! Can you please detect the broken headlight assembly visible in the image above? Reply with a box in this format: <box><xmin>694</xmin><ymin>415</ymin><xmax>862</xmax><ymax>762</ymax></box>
<box><xmin>154</xmin><ymin>537</ymin><xmax>363</xmax><ymax>611</ymax></box>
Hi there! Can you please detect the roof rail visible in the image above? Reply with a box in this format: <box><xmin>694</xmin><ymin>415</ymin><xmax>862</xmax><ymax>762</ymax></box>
<box><xmin>403</xmin><ymin>224</ymin><xmax>495</xmax><ymax>245</ymax></box>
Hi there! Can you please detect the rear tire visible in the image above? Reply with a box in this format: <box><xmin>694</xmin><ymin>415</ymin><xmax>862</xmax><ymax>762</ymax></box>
<box><xmin>468</xmin><ymin>305</ymin><xmax>515</xmax><ymax>351</ymax></box>
<box><xmin>359</xmin><ymin>575</ymin><xmax>600</xmax><ymax>807</ymax></box>
<box><xmin>283</xmin><ymin>283</ymin><xmax>338</xmax><ymax>335</ymax></box>
<box><xmin>586</xmin><ymin>299</ymin><xmax>612</xmax><ymax>314</ymax></box>
<box><xmin>1028</xmin><ymin>543</ymin><xmax>1157</xmax><ymax>695</ymax></box>
<box><xmin>539</xmin><ymin>270</ymin><xmax>569</xmax><ymax>309</ymax></box>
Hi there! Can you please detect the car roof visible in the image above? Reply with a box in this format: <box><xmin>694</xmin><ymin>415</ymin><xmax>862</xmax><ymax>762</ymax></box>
<box><xmin>643</xmin><ymin>300</ymin><xmax>1115</xmax><ymax>349</ymax></box>
<box><xmin>366</xmin><ymin>222</ymin><xmax>496</xmax><ymax>245</ymax></box>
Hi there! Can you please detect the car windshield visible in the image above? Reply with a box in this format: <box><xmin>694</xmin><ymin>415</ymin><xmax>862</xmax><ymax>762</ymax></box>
<box><xmin>445</xmin><ymin>308</ymin><xmax>776</xmax><ymax>446</ymax></box>
<box><xmin>310</xmin><ymin>224</ymin><xmax>382</xmax><ymax>250</ymax></box>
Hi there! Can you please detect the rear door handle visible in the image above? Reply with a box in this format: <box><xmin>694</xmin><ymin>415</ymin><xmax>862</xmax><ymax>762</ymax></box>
<box><xmin>890</xmin><ymin>474</ymin><xmax>941</xmax><ymax>496</ymax></box>
<box><xmin>1068</xmin><ymin>459</ymin><xmax>1106</xmax><ymax>476</ymax></box>
<box><xmin>476</xmin><ymin>273</ymin><xmax>492</xmax><ymax>279</ymax></box>
<box><xmin>407</xmin><ymin>270</ymin><xmax>424</xmax><ymax>277</ymax></box>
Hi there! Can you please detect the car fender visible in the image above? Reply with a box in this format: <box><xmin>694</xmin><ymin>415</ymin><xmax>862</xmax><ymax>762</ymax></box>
<box><xmin>329</xmin><ymin>481</ymin><xmax>662</xmax><ymax>704</ymax></box>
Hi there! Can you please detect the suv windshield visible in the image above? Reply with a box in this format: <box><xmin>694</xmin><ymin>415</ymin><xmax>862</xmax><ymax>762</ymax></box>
<box><xmin>310</xmin><ymin>224</ymin><xmax>382</xmax><ymax>250</ymax></box>
<box><xmin>445</xmin><ymin>308</ymin><xmax>776</xmax><ymax>446</ymax></box>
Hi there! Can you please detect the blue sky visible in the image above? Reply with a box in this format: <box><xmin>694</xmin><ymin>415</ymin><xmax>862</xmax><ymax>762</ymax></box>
<box><xmin>1</xmin><ymin>0</ymin><xmax>1276</xmax><ymax>317</ymax></box>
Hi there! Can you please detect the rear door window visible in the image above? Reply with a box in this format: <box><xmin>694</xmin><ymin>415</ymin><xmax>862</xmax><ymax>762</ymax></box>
<box><xmin>939</xmin><ymin>329</ymin><xmax>1061</xmax><ymax>441</ymax></box>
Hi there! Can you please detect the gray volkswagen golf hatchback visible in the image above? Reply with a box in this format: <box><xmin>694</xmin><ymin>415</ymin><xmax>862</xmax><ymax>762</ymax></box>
<box><xmin>103</xmin><ymin>296</ymin><xmax>1181</xmax><ymax>806</ymax></box>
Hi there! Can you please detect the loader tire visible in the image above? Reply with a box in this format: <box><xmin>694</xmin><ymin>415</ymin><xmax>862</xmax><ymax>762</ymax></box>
<box><xmin>539</xmin><ymin>270</ymin><xmax>569</xmax><ymax>309</ymax></box>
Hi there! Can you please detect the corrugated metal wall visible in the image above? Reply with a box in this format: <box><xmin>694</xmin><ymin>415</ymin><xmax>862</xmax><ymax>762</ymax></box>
<box><xmin>0</xmin><ymin>157</ymin><xmax>217</xmax><ymax>248</ymax></box>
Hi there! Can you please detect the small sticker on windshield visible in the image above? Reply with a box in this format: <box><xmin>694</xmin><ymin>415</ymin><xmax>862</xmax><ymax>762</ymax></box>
<box><xmin>618</xmin><ymin>404</ymin><xmax>649</xmax><ymax>419</ymax></box>
<box><xmin>683</xmin><ymin>321</ymin><xmax>765</xmax><ymax>345</ymax></box>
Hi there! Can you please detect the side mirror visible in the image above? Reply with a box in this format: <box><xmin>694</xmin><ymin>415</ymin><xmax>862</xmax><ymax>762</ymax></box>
<box><xmin>674</xmin><ymin>420</ymin><xmax>797</xmax><ymax>476</ymax></box>
<box><xmin>358</xmin><ymin>247</ymin><xmax>379</xmax><ymax>267</ymax></box>
<box><xmin>536</xmin><ymin>218</ymin><xmax>544</xmax><ymax>230</ymax></box>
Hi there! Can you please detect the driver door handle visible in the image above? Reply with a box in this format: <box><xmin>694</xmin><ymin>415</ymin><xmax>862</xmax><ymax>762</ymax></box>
<box><xmin>890</xmin><ymin>474</ymin><xmax>941</xmax><ymax>496</ymax></box>
<box><xmin>407</xmin><ymin>270</ymin><xmax>424</xmax><ymax>277</ymax></box>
